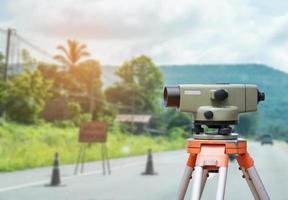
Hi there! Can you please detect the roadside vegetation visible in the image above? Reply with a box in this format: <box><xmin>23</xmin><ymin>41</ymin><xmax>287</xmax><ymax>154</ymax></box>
<box><xmin>0</xmin><ymin>40</ymin><xmax>190</xmax><ymax>171</ymax></box>
<box><xmin>0</xmin><ymin>122</ymin><xmax>185</xmax><ymax>171</ymax></box>
<box><xmin>0</xmin><ymin>39</ymin><xmax>270</xmax><ymax>172</ymax></box>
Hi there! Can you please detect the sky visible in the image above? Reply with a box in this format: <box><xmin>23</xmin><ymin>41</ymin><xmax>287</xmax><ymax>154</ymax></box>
<box><xmin>1</xmin><ymin>0</ymin><xmax>288</xmax><ymax>72</ymax></box>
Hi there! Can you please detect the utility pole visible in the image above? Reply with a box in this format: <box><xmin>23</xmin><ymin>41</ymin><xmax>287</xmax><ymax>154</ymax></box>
<box><xmin>1</xmin><ymin>28</ymin><xmax>13</xmax><ymax>119</ymax></box>
<box><xmin>4</xmin><ymin>28</ymin><xmax>12</xmax><ymax>83</ymax></box>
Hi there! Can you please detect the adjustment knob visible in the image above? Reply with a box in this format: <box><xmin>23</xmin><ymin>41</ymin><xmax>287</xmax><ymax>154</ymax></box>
<box><xmin>204</xmin><ymin>111</ymin><xmax>214</xmax><ymax>119</ymax></box>
<box><xmin>214</xmin><ymin>89</ymin><xmax>228</xmax><ymax>101</ymax></box>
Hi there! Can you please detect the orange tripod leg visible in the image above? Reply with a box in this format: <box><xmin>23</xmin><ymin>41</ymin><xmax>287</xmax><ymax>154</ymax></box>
<box><xmin>178</xmin><ymin>154</ymin><xmax>196</xmax><ymax>200</ymax></box>
<box><xmin>237</xmin><ymin>152</ymin><xmax>270</xmax><ymax>200</ymax></box>
<box><xmin>182</xmin><ymin>138</ymin><xmax>270</xmax><ymax>199</ymax></box>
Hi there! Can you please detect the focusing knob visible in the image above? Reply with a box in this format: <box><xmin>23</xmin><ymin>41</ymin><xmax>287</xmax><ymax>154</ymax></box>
<box><xmin>204</xmin><ymin>111</ymin><xmax>214</xmax><ymax>119</ymax></box>
<box><xmin>214</xmin><ymin>89</ymin><xmax>228</xmax><ymax>101</ymax></box>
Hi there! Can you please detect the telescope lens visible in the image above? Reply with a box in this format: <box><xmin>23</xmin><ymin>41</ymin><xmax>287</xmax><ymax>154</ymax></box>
<box><xmin>164</xmin><ymin>86</ymin><xmax>180</xmax><ymax>107</ymax></box>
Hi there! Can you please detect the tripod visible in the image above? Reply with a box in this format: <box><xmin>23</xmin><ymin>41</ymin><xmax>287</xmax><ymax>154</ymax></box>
<box><xmin>178</xmin><ymin>134</ymin><xmax>270</xmax><ymax>200</ymax></box>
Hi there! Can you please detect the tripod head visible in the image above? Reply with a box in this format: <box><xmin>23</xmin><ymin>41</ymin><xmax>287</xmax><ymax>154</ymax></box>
<box><xmin>164</xmin><ymin>84</ymin><xmax>265</xmax><ymax>138</ymax></box>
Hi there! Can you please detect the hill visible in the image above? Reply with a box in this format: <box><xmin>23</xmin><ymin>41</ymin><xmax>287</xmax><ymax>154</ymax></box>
<box><xmin>160</xmin><ymin>64</ymin><xmax>288</xmax><ymax>134</ymax></box>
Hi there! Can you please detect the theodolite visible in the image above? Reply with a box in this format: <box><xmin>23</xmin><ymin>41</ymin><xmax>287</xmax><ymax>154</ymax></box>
<box><xmin>164</xmin><ymin>84</ymin><xmax>269</xmax><ymax>200</ymax></box>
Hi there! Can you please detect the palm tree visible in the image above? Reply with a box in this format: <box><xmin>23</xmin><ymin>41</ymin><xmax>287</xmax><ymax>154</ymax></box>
<box><xmin>54</xmin><ymin>39</ymin><xmax>90</xmax><ymax>69</ymax></box>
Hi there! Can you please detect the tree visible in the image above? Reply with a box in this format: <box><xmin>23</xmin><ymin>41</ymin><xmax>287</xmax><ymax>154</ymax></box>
<box><xmin>0</xmin><ymin>52</ymin><xmax>4</xmax><ymax>62</ymax></box>
<box><xmin>106</xmin><ymin>55</ymin><xmax>163</xmax><ymax>113</ymax></box>
<box><xmin>37</xmin><ymin>62</ymin><xmax>58</xmax><ymax>83</ymax></box>
<box><xmin>52</xmin><ymin>40</ymin><xmax>101</xmax><ymax>98</ymax></box>
<box><xmin>54</xmin><ymin>40</ymin><xmax>90</xmax><ymax>69</ymax></box>
<box><xmin>69</xmin><ymin>59</ymin><xmax>102</xmax><ymax>95</ymax></box>
<box><xmin>38</xmin><ymin>59</ymin><xmax>105</xmax><ymax>119</ymax></box>
<box><xmin>0</xmin><ymin>52</ymin><xmax>5</xmax><ymax>114</ymax></box>
<box><xmin>0</xmin><ymin>80</ymin><xmax>6</xmax><ymax>115</ymax></box>
<box><xmin>2</xmin><ymin>49</ymin><xmax>51</xmax><ymax>123</ymax></box>
<box><xmin>21</xmin><ymin>49</ymin><xmax>37</xmax><ymax>70</ymax></box>
<box><xmin>70</xmin><ymin>59</ymin><xmax>104</xmax><ymax>117</ymax></box>
<box><xmin>6</xmin><ymin>70</ymin><xmax>52</xmax><ymax>123</ymax></box>
<box><xmin>0</xmin><ymin>52</ymin><xmax>4</xmax><ymax>78</ymax></box>
<box><xmin>38</xmin><ymin>62</ymin><xmax>67</xmax><ymax>94</ymax></box>
<box><xmin>39</xmin><ymin>40</ymin><xmax>108</xmax><ymax>121</ymax></box>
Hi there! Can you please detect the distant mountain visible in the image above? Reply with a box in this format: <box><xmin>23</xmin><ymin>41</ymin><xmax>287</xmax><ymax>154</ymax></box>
<box><xmin>161</xmin><ymin>64</ymin><xmax>288</xmax><ymax>133</ymax></box>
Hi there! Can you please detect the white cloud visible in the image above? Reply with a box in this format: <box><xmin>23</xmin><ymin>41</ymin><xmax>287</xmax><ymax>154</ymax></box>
<box><xmin>1</xmin><ymin>0</ymin><xmax>288</xmax><ymax>72</ymax></box>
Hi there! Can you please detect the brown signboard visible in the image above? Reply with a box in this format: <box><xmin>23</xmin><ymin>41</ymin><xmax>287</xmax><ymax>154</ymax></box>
<box><xmin>79</xmin><ymin>121</ymin><xmax>107</xmax><ymax>143</ymax></box>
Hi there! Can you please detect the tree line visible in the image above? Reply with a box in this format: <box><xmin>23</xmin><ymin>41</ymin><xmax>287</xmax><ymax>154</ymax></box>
<box><xmin>1</xmin><ymin>40</ymin><xmax>268</xmax><ymax>138</ymax></box>
<box><xmin>0</xmin><ymin>40</ymin><xmax>169</xmax><ymax>127</ymax></box>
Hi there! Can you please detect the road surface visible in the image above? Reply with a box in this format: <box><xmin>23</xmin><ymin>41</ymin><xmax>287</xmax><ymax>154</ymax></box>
<box><xmin>0</xmin><ymin>141</ymin><xmax>287</xmax><ymax>200</ymax></box>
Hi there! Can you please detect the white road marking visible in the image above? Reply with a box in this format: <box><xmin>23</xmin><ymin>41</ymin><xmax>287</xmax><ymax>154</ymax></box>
<box><xmin>0</xmin><ymin>161</ymin><xmax>145</xmax><ymax>193</ymax></box>
<box><xmin>0</xmin><ymin>152</ymin><xmax>198</xmax><ymax>193</ymax></box>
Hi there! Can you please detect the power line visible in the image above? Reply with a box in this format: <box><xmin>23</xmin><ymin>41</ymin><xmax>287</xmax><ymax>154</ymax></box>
<box><xmin>0</xmin><ymin>28</ymin><xmax>6</xmax><ymax>33</ymax></box>
<box><xmin>14</xmin><ymin>32</ymin><xmax>54</xmax><ymax>59</ymax></box>
<box><xmin>1</xmin><ymin>28</ymin><xmax>116</xmax><ymax>84</ymax></box>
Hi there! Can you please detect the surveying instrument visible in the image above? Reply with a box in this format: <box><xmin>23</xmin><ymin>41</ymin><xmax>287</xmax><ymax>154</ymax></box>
<box><xmin>164</xmin><ymin>84</ymin><xmax>269</xmax><ymax>200</ymax></box>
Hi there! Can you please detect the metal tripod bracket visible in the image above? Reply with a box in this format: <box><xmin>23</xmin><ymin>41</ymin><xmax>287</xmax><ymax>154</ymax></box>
<box><xmin>178</xmin><ymin>138</ymin><xmax>270</xmax><ymax>200</ymax></box>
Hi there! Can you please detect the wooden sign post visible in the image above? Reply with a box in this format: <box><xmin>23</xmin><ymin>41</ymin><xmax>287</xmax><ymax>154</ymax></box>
<box><xmin>74</xmin><ymin>121</ymin><xmax>111</xmax><ymax>175</ymax></box>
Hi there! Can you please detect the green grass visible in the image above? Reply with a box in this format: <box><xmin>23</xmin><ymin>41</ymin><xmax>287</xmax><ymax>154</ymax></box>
<box><xmin>0</xmin><ymin>122</ymin><xmax>185</xmax><ymax>171</ymax></box>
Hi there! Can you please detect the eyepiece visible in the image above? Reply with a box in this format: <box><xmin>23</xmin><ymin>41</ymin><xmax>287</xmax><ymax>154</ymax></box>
<box><xmin>164</xmin><ymin>86</ymin><xmax>180</xmax><ymax>107</ymax></box>
<box><xmin>257</xmin><ymin>90</ymin><xmax>265</xmax><ymax>103</ymax></box>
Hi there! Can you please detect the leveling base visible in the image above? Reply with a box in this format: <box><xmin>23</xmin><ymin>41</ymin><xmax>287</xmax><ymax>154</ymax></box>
<box><xmin>193</xmin><ymin>133</ymin><xmax>238</xmax><ymax>140</ymax></box>
<box><xmin>178</xmin><ymin>137</ymin><xmax>270</xmax><ymax>200</ymax></box>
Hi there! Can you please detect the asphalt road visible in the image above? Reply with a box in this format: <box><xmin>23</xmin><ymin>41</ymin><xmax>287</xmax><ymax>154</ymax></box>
<box><xmin>0</xmin><ymin>141</ymin><xmax>287</xmax><ymax>200</ymax></box>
